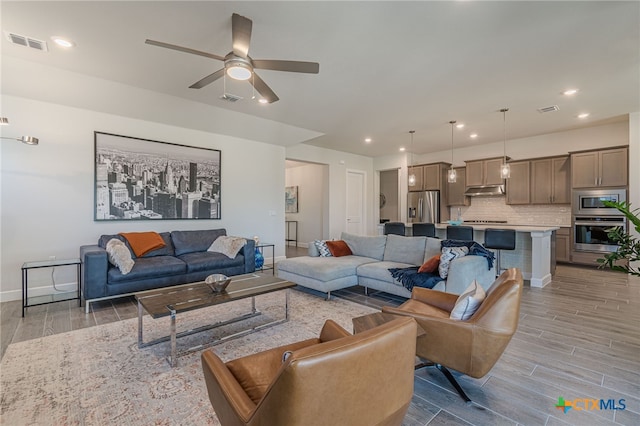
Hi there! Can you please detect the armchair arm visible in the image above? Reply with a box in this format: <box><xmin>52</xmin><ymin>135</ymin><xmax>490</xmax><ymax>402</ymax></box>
<box><xmin>319</xmin><ymin>319</ymin><xmax>351</xmax><ymax>342</ymax></box>
<box><xmin>411</xmin><ymin>287</ymin><xmax>458</xmax><ymax>312</ymax></box>
<box><xmin>240</xmin><ymin>239</ymin><xmax>256</xmax><ymax>273</ymax></box>
<box><xmin>202</xmin><ymin>350</ymin><xmax>256</xmax><ymax>424</ymax></box>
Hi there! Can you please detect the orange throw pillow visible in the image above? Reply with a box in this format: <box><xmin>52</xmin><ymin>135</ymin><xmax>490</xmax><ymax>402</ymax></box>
<box><xmin>418</xmin><ymin>255</ymin><xmax>440</xmax><ymax>274</ymax></box>
<box><xmin>119</xmin><ymin>232</ymin><xmax>166</xmax><ymax>257</ymax></box>
<box><xmin>325</xmin><ymin>240</ymin><xmax>353</xmax><ymax>257</ymax></box>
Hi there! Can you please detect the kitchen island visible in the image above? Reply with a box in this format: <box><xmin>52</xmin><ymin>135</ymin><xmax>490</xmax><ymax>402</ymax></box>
<box><xmin>434</xmin><ymin>223</ymin><xmax>559</xmax><ymax>288</ymax></box>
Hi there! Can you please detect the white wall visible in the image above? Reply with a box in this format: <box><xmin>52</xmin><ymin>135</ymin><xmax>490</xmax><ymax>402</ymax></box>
<box><xmin>0</xmin><ymin>95</ymin><xmax>286</xmax><ymax>301</ymax></box>
<box><xmin>285</xmin><ymin>163</ymin><xmax>328</xmax><ymax>244</ymax></box>
<box><xmin>285</xmin><ymin>144</ymin><xmax>374</xmax><ymax>238</ymax></box>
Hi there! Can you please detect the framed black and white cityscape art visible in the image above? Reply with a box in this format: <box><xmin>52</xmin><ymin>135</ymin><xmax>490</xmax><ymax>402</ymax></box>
<box><xmin>94</xmin><ymin>132</ymin><xmax>221</xmax><ymax>220</ymax></box>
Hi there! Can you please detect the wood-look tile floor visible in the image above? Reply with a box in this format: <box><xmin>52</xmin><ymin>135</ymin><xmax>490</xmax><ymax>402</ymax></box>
<box><xmin>1</xmin><ymin>263</ymin><xmax>639</xmax><ymax>425</ymax></box>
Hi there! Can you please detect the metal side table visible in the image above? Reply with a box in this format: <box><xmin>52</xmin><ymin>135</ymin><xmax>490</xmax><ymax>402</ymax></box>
<box><xmin>21</xmin><ymin>258</ymin><xmax>82</xmax><ymax>317</ymax></box>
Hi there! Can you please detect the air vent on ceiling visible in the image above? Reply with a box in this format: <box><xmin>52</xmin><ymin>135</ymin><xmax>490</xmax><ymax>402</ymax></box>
<box><xmin>537</xmin><ymin>105</ymin><xmax>560</xmax><ymax>113</ymax></box>
<box><xmin>219</xmin><ymin>93</ymin><xmax>243</xmax><ymax>102</ymax></box>
<box><xmin>5</xmin><ymin>32</ymin><xmax>48</xmax><ymax>51</ymax></box>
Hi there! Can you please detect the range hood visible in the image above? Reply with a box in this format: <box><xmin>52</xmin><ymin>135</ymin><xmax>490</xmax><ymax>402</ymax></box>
<box><xmin>464</xmin><ymin>184</ymin><xmax>506</xmax><ymax>197</ymax></box>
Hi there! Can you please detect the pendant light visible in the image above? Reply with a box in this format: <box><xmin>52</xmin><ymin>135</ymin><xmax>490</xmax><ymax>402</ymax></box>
<box><xmin>408</xmin><ymin>130</ymin><xmax>416</xmax><ymax>187</ymax></box>
<box><xmin>447</xmin><ymin>120</ymin><xmax>457</xmax><ymax>183</ymax></box>
<box><xmin>500</xmin><ymin>108</ymin><xmax>510</xmax><ymax>179</ymax></box>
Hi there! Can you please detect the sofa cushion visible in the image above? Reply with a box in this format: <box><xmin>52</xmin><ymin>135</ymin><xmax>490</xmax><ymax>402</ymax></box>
<box><xmin>357</xmin><ymin>261</ymin><xmax>414</xmax><ymax>283</ymax></box>
<box><xmin>178</xmin><ymin>251</ymin><xmax>245</xmax><ymax>273</ymax></box>
<box><xmin>383</xmin><ymin>235</ymin><xmax>426</xmax><ymax>266</ymax></box>
<box><xmin>119</xmin><ymin>231</ymin><xmax>166</xmax><ymax>257</ymax></box>
<box><xmin>277</xmin><ymin>256</ymin><xmax>376</xmax><ymax>282</ymax></box>
<box><xmin>424</xmin><ymin>237</ymin><xmax>442</xmax><ymax>261</ymax></box>
<box><xmin>141</xmin><ymin>232</ymin><xmax>175</xmax><ymax>258</ymax></box>
<box><xmin>107</xmin><ymin>255</ymin><xmax>186</xmax><ymax>283</ymax></box>
<box><xmin>340</xmin><ymin>232</ymin><xmax>387</xmax><ymax>260</ymax></box>
<box><xmin>171</xmin><ymin>229</ymin><xmax>226</xmax><ymax>256</ymax></box>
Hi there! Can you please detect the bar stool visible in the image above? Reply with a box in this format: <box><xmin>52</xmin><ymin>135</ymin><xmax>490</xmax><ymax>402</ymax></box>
<box><xmin>446</xmin><ymin>225</ymin><xmax>474</xmax><ymax>241</ymax></box>
<box><xmin>412</xmin><ymin>223</ymin><xmax>436</xmax><ymax>237</ymax></box>
<box><xmin>484</xmin><ymin>228</ymin><xmax>516</xmax><ymax>275</ymax></box>
<box><xmin>384</xmin><ymin>222</ymin><xmax>406</xmax><ymax>236</ymax></box>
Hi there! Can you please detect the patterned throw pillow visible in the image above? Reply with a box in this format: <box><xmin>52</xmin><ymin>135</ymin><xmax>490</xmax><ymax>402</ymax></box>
<box><xmin>106</xmin><ymin>238</ymin><xmax>135</xmax><ymax>275</ymax></box>
<box><xmin>450</xmin><ymin>280</ymin><xmax>486</xmax><ymax>320</ymax></box>
<box><xmin>314</xmin><ymin>240</ymin><xmax>333</xmax><ymax>257</ymax></box>
<box><xmin>438</xmin><ymin>246</ymin><xmax>469</xmax><ymax>279</ymax></box>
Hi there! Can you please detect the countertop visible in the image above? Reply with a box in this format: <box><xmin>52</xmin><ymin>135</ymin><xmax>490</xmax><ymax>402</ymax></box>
<box><xmin>435</xmin><ymin>223</ymin><xmax>560</xmax><ymax>232</ymax></box>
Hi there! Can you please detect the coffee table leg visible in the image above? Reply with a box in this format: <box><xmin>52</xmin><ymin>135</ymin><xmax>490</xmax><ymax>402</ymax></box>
<box><xmin>137</xmin><ymin>299</ymin><xmax>144</xmax><ymax>347</ymax></box>
<box><xmin>251</xmin><ymin>296</ymin><xmax>256</xmax><ymax>314</ymax></box>
<box><xmin>169</xmin><ymin>308</ymin><xmax>177</xmax><ymax>367</ymax></box>
<box><xmin>285</xmin><ymin>289</ymin><xmax>290</xmax><ymax>320</ymax></box>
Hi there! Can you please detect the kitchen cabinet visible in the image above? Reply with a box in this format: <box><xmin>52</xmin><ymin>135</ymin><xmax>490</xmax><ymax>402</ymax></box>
<box><xmin>408</xmin><ymin>162</ymin><xmax>450</xmax><ymax>192</ymax></box>
<box><xmin>465</xmin><ymin>157</ymin><xmax>505</xmax><ymax>187</ymax></box>
<box><xmin>531</xmin><ymin>156</ymin><xmax>570</xmax><ymax>204</ymax></box>
<box><xmin>571</xmin><ymin>147</ymin><xmax>628</xmax><ymax>188</ymax></box>
<box><xmin>446</xmin><ymin>167</ymin><xmax>469</xmax><ymax>206</ymax></box>
<box><xmin>506</xmin><ymin>161</ymin><xmax>530</xmax><ymax>205</ymax></box>
<box><xmin>555</xmin><ymin>227</ymin><xmax>570</xmax><ymax>263</ymax></box>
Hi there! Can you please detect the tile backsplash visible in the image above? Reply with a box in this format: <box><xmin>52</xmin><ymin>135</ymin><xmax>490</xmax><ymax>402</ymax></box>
<box><xmin>450</xmin><ymin>196</ymin><xmax>571</xmax><ymax>227</ymax></box>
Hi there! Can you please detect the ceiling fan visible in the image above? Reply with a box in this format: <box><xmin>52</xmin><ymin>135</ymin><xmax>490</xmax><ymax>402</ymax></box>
<box><xmin>145</xmin><ymin>13</ymin><xmax>320</xmax><ymax>104</ymax></box>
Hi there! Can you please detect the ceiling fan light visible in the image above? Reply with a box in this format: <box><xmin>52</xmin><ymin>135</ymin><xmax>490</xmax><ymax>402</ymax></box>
<box><xmin>226</xmin><ymin>64</ymin><xmax>252</xmax><ymax>81</ymax></box>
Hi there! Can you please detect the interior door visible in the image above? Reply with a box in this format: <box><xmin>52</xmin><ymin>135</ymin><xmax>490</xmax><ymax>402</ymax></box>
<box><xmin>346</xmin><ymin>170</ymin><xmax>366</xmax><ymax>235</ymax></box>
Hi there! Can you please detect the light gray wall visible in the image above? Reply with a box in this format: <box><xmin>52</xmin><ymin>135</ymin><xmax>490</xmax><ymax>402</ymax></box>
<box><xmin>0</xmin><ymin>95</ymin><xmax>286</xmax><ymax>301</ymax></box>
<box><xmin>285</xmin><ymin>163</ymin><xmax>328</xmax><ymax>244</ymax></box>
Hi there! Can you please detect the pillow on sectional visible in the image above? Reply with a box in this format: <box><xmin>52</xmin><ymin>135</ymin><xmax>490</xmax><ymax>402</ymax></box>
<box><xmin>314</xmin><ymin>240</ymin><xmax>332</xmax><ymax>257</ymax></box>
<box><xmin>438</xmin><ymin>246</ymin><xmax>469</xmax><ymax>279</ymax></box>
<box><xmin>340</xmin><ymin>232</ymin><xmax>387</xmax><ymax>260</ymax></box>
<box><xmin>308</xmin><ymin>242</ymin><xmax>320</xmax><ymax>257</ymax></box>
<box><xmin>325</xmin><ymin>240</ymin><xmax>353</xmax><ymax>257</ymax></box>
<box><xmin>208</xmin><ymin>235</ymin><xmax>247</xmax><ymax>259</ymax></box>
<box><xmin>418</xmin><ymin>255</ymin><xmax>440</xmax><ymax>273</ymax></box>
<box><xmin>106</xmin><ymin>238</ymin><xmax>134</xmax><ymax>274</ymax></box>
<box><xmin>450</xmin><ymin>280</ymin><xmax>486</xmax><ymax>320</ymax></box>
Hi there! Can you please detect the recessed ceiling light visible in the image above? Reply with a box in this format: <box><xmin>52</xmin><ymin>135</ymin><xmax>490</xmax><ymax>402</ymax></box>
<box><xmin>563</xmin><ymin>89</ymin><xmax>578</xmax><ymax>96</ymax></box>
<box><xmin>51</xmin><ymin>37</ymin><xmax>75</xmax><ymax>48</ymax></box>
<box><xmin>470</xmin><ymin>133</ymin><xmax>478</xmax><ymax>139</ymax></box>
<box><xmin>364</xmin><ymin>138</ymin><xmax>372</xmax><ymax>143</ymax></box>
<box><xmin>578</xmin><ymin>113</ymin><xmax>590</xmax><ymax>119</ymax></box>
<box><xmin>399</xmin><ymin>147</ymin><xmax>406</xmax><ymax>152</ymax></box>
<box><xmin>456</xmin><ymin>123</ymin><xmax>465</xmax><ymax>129</ymax></box>
<box><xmin>258</xmin><ymin>98</ymin><xmax>269</xmax><ymax>104</ymax></box>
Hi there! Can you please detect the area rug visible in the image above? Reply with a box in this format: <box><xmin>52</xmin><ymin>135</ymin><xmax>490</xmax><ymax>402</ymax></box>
<box><xmin>0</xmin><ymin>290</ymin><xmax>377</xmax><ymax>425</ymax></box>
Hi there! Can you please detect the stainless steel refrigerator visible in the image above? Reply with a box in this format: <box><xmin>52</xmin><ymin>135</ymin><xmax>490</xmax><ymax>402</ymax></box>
<box><xmin>407</xmin><ymin>191</ymin><xmax>440</xmax><ymax>224</ymax></box>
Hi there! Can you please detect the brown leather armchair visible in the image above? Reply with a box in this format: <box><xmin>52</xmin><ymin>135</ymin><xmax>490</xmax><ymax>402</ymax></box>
<box><xmin>382</xmin><ymin>268</ymin><xmax>523</xmax><ymax>402</ymax></box>
<box><xmin>201</xmin><ymin>317</ymin><xmax>417</xmax><ymax>426</ymax></box>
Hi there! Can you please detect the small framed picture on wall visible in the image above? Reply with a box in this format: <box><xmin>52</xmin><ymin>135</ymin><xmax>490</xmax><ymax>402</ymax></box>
<box><xmin>285</xmin><ymin>186</ymin><xmax>298</xmax><ymax>213</ymax></box>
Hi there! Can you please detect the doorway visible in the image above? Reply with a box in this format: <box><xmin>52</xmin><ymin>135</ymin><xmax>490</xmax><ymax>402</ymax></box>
<box><xmin>379</xmin><ymin>169</ymin><xmax>399</xmax><ymax>223</ymax></box>
<box><xmin>346</xmin><ymin>169</ymin><xmax>366</xmax><ymax>235</ymax></box>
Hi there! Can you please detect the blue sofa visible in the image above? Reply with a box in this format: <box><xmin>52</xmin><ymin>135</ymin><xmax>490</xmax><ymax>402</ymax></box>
<box><xmin>80</xmin><ymin>229</ymin><xmax>255</xmax><ymax>312</ymax></box>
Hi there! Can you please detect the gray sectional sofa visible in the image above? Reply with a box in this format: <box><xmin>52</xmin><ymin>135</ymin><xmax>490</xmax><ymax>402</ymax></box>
<box><xmin>80</xmin><ymin>228</ymin><xmax>255</xmax><ymax>312</ymax></box>
<box><xmin>276</xmin><ymin>232</ymin><xmax>495</xmax><ymax>299</ymax></box>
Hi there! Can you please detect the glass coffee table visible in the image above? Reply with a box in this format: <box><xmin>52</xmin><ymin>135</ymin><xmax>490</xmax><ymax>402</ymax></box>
<box><xmin>135</xmin><ymin>273</ymin><xmax>295</xmax><ymax>367</ymax></box>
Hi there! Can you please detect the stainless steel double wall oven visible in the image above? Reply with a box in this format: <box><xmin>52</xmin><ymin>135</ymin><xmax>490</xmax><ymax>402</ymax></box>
<box><xmin>572</xmin><ymin>188</ymin><xmax>627</xmax><ymax>253</ymax></box>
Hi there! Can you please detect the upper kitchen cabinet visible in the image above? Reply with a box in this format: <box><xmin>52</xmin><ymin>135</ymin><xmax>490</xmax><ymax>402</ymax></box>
<box><xmin>531</xmin><ymin>156</ymin><xmax>571</xmax><ymax>204</ymax></box>
<box><xmin>408</xmin><ymin>162</ymin><xmax>450</xmax><ymax>192</ymax></box>
<box><xmin>506</xmin><ymin>161</ymin><xmax>531</xmax><ymax>205</ymax></box>
<box><xmin>446</xmin><ymin>167</ymin><xmax>469</xmax><ymax>206</ymax></box>
<box><xmin>571</xmin><ymin>147</ymin><xmax>628</xmax><ymax>188</ymax></box>
<box><xmin>465</xmin><ymin>157</ymin><xmax>505</xmax><ymax>187</ymax></box>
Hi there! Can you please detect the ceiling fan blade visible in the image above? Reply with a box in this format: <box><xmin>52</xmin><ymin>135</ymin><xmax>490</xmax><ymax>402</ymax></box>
<box><xmin>231</xmin><ymin>13</ymin><xmax>252</xmax><ymax>58</ymax></box>
<box><xmin>189</xmin><ymin>68</ymin><xmax>225</xmax><ymax>89</ymax></box>
<box><xmin>250</xmin><ymin>73</ymin><xmax>279</xmax><ymax>103</ymax></box>
<box><xmin>253</xmin><ymin>59</ymin><xmax>319</xmax><ymax>74</ymax></box>
<box><xmin>145</xmin><ymin>39</ymin><xmax>225</xmax><ymax>61</ymax></box>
